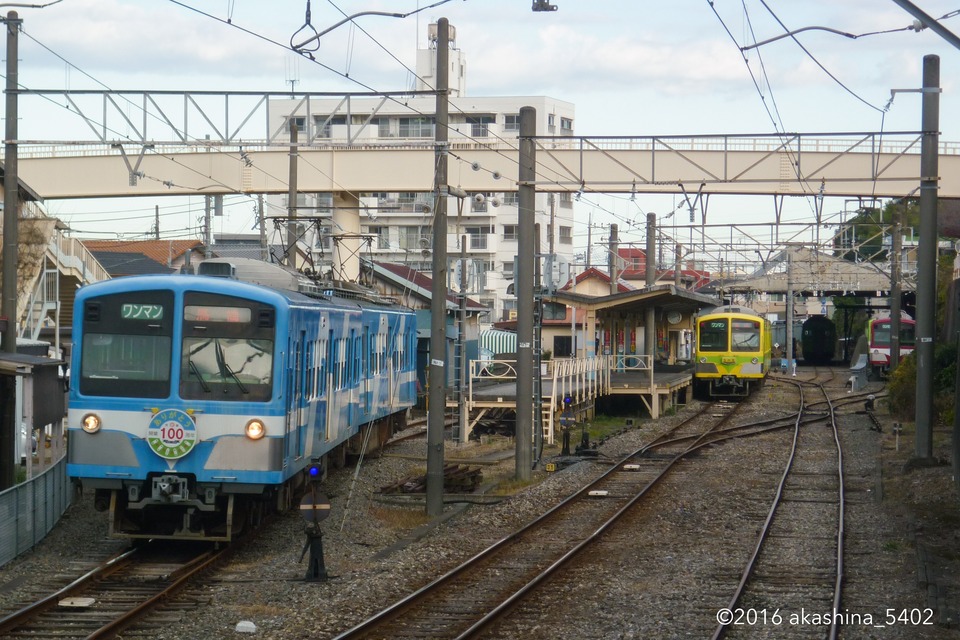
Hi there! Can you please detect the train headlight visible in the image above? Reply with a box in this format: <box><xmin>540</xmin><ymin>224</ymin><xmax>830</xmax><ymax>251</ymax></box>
<box><xmin>751</xmin><ymin>357</ymin><xmax>759</xmax><ymax>364</ymax></box>
<box><xmin>699</xmin><ymin>356</ymin><xmax>707</xmax><ymax>363</ymax></box>
<box><xmin>81</xmin><ymin>413</ymin><xmax>101</xmax><ymax>434</ymax></box>
<box><xmin>245</xmin><ymin>419</ymin><xmax>266</xmax><ymax>440</ymax></box>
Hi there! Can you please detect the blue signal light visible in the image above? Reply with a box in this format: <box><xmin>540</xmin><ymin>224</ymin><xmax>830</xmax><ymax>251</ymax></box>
<box><xmin>308</xmin><ymin>463</ymin><xmax>323</xmax><ymax>478</ymax></box>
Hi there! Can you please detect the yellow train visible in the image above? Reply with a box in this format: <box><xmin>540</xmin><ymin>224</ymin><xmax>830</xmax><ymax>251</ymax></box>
<box><xmin>693</xmin><ymin>306</ymin><xmax>772</xmax><ymax>398</ymax></box>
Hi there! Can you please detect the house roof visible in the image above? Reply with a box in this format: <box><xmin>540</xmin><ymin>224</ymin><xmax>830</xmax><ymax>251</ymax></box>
<box><xmin>563</xmin><ymin>267</ymin><xmax>634</xmax><ymax>293</ymax></box>
<box><xmin>80</xmin><ymin>239</ymin><xmax>204</xmax><ymax>266</ymax></box>
<box><xmin>90</xmin><ymin>250</ymin><xmax>175</xmax><ymax>276</ymax></box>
<box><xmin>367</xmin><ymin>260</ymin><xmax>487</xmax><ymax>312</ymax></box>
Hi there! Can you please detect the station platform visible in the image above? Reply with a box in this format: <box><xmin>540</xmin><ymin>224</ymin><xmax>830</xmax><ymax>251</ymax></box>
<box><xmin>449</xmin><ymin>356</ymin><xmax>692</xmax><ymax>444</ymax></box>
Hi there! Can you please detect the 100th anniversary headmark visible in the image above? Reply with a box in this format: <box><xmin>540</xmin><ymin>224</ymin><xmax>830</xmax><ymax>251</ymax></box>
<box><xmin>147</xmin><ymin>409</ymin><xmax>198</xmax><ymax>459</ymax></box>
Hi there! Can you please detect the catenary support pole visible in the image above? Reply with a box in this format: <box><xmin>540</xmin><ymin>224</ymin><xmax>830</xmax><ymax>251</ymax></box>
<box><xmin>515</xmin><ymin>106</ymin><xmax>536</xmax><ymax>481</ymax></box>
<box><xmin>0</xmin><ymin>11</ymin><xmax>20</xmax><ymax>491</ymax></box>
<box><xmin>890</xmin><ymin>207</ymin><xmax>902</xmax><ymax>372</ymax></box>
<box><xmin>2</xmin><ymin>12</ymin><xmax>19</xmax><ymax>355</ymax></box>
<box><xmin>915</xmin><ymin>54</ymin><xmax>939</xmax><ymax>459</ymax></box>
<box><xmin>426</xmin><ymin>18</ymin><xmax>450</xmax><ymax>516</ymax></box>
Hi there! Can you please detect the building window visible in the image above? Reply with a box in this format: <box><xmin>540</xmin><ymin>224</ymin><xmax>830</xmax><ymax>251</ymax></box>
<box><xmin>465</xmin><ymin>225</ymin><xmax>491</xmax><ymax>250</ymax></box>
<box><xmin>314</xmin><ymin>115</ymin><xmax>347</xmax><ymax>137</ymax></box>
<box><xmin>375</xmin><ymin>117</ymin><xmax>392</xmax><ymax>137</ymax></box>
<box><xmin>559</xmin><ymin>226</ymin><xmax>573</xmax><ymax>245</ymax></box>
<box><xmin>559</xmin><ymin>192</ymin><xmax>573</xmax><ymax>208</ymax></box>
<box><xmin>399</xmin><ymin>116</ymin><xmax>434</xmax><ymax>137</ymax></box>
<box><xmin>560</xmin><ymin>117</ymin><xmax>573</xmax><ymax>131</ymax></box>
<box><xmin>502</xmin><ymin>191</ymin><xmax>519</xmax><ymax>206</ymax></box>
<box><xmin>366</xmin><ymin>225</ymin><xmax>388</xmax><ymax>249</ymax></box>
<box><xmin>286</xmin><ymin>116</ymin><xmax>307</xmax><ymax>134</ymax></box>
<box><xmin>471</xmin><ymin>194</ymin><xmax>488</xmax><ymax>213</ymax></box>
<box><xmin>503</xmin><ymin>224</ymin><xmax>518</xmax><ymax>241</ymax></box>
<box><xmin>504</xmin><ymin>114</ymin><xmax>520</xmax><ymax>132</ymax></box>
<box><xmin>503</xmin><ymin>261</ymin><xmax>515</xmax><ymax>278</ymax></box>
<box><xmin>503</xmin><ymin>299</ymin><xmax>517</xmax><ymax>322</ymax></box>
<box><xmin>548</xmin><ymin>114</ymin><xmax>555</xmax><ymax>127</ymax></box>
<box><xmin>399</xmin><ymin>226</ymin><xmax>424</xmax><ymax>251</ymax></box>
<box><xmin>468</xmin><ymin>115</ymin><xmax>495</xmax><ymax>137</ymax></box>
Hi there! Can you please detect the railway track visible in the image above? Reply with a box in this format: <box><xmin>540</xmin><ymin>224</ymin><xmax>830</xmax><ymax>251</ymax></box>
<box><xmin>0</xmin><ymin>540</ymin><xmax>227</xmax><ymax>638</ymax></box>
<box><xmin>712</xmin><ymin>374</ymin><xmax>846</xmax><ymax>639</ymax></box>
<box><xmin>332</xmin><ymin>394</ymin><xmax>829</xmax><ymax>640</ymax></box>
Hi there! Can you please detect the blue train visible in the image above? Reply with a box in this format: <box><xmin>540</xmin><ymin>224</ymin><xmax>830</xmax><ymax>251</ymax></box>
<box><xmin>67</xmin><ymin>258</ymin><xmax>417</xmax><ymax>541</ymax></box>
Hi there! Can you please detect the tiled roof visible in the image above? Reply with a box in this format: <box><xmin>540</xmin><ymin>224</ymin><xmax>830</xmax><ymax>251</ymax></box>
<box><xmin>373</xmin><ymin>261</ymin><xmax>487</xmax><ymax>310</ymax></box>
<box><xmin>80</xmin><ymin>239</ymin><xmax>204</xmax><ymax>265</ymax></box>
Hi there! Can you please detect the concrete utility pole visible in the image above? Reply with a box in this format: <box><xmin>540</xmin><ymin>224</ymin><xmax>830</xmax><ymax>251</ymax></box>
<box><xmin>203</xmin><ymin>196</ymin><xmax>212</xmax><ymax>258</ymax></box>
<box><xmin>258</xmin><ymin>194</ymin><xmax>268</xmax><ymax>261</ymax></box>
<box><xmin>426</xmin><ymin>17</ymin><xmax>450</xmax><ymax>516</ymax></box>
<box><xmin>1</xmin><ymin>11</ymin><xmax>19</xmax><ymax>355</ymax></box>
<box><xmin>786</xmin><ymin>249</ymin><xmax>795</xmax><ymax>366</ymax></box>
<box><xmin>515</xmin><ymin>106</ymin><xmax>536</xmax><ymax>481</ymax></box>
<box><xmin>645</xmin><ymin>214</ymin><xmax>656</xmax><ymax>361</ymax></box>
<box><xmin>0</xmin><ymin>11</ymin><xmax>20</xmax><ymax>492</ymax></box>
<box><xmin>675</xmin><ymin>243</ymin><xmax>682</xmax><ymax>287</ymax></box>
<box><xmin>915</xmin><ymin>54</ymin><xmax>939</xmax><ymax>460</ymax></box>
<box><xmin>457</xmin><ymin>237</ymin><xmax>467</xmax><ymax>444</ymax></box>
<box><xmin>608</xmin><ymin>223</ymin><xmax>618</xmax><ymax>295</ymax></box>
<box><xmin>890</xmin><ymin>207</ymin><xmax>902</xmax><ymax>372</ymax></box>
<box><xmin>286</xmin><ymin>121</ymin><xmax>299</xmax><ymax>269</ymax></box>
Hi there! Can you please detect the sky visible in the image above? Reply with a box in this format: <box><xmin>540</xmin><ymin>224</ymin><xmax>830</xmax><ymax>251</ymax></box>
<box><xmin>6</xmin><ymin>0</ymin><xmax>960</xmax><ymax>264</ymax></box>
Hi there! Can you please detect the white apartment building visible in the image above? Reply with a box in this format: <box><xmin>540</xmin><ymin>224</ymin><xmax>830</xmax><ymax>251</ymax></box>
<box><xmin>269</xmin><ymin>24</ymin><xmax>577</xmax><ymax>322</ymax></box>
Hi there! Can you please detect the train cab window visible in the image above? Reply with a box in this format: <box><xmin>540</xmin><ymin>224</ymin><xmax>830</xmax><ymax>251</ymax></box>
<box><xmin>79</xmin><ymin>291</ymin><xmax>174</xmax><ymax>398</ymax></box>
<box><xmin>180</xmin><ymin>293</ymin><xmax>275</xmax><ymax>402</ymax></box>
<box><xmin>901</xmin><ymin>323</ymin><xmax>916</xmax><ymax>346</ymax></box>
<box><xmin>698</xmin><ymin>319</ymin><xmax>728</xmax><ymax>352</ymax></box>
<box><xmin>731</xmin><ymin>320</ymin><xmax>761</xmax><ymax>352</ymax></box>
<box><xmin>873</xmin><ymin>324</ymin><xmax>892</xmax><ymax>347</ymax></box>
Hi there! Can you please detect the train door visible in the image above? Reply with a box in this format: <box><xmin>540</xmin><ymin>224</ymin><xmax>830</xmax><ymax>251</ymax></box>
<box><xmin>285</xmin><ymin>331</ymin><xmax>306</xmax><ymax>461</ymax></box>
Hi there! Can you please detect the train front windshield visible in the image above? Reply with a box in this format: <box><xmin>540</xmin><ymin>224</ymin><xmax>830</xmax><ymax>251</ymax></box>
<box><xmin>873</xmin><ymin>324</ymin><xmax>892</xmax><ymax>347</ymax></box>
<box><xmin>873</xmin><ymin>322</ymin><xmax>916</xmax><ymax>348</ymax></box>
<box><xmin>731</xmin><ymin>320</ymin><xmax>760</xmax><ymax>351</ymax></box>
<box><xmin>699</xmin><ymin>319</ymin><xmax>728</xmax><ymax>351</ymax></box>
<box><xmin>179</xmin><ymin>293</ymin><xmax>275</xmax><ymax>402</ymax></box>
<box><xmin>79</xmin><ymin>290</ymin><xmax>275</xmax><ymax>402</ymax></box>
<box><xmin>80</xmin><ymin>292</ymin><xmax>174</xmax><ymax>398</ymax></box>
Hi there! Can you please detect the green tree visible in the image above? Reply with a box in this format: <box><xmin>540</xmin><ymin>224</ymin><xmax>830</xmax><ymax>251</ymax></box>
<box><xmin>833</xmin><ymin>201</ymin><xmax>919</xmax><ymax>264</ymax></box>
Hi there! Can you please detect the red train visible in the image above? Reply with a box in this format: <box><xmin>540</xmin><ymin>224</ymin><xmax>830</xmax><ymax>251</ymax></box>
<box><xmin>866</xmin><ymin>315</ymin><xmax>916</xmax><ymax>376</ymax></box>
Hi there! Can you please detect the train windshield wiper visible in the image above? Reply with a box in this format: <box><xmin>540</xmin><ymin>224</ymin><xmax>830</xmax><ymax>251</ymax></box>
<box><xmin>214</xmin><ymin>339</ymin><xmax>248</xmax><ymax>394</ymax></box>
<box><xmin>188</xmin><ymin>359</ymin><xmax>211</xmax><ymax>393</ymax></box>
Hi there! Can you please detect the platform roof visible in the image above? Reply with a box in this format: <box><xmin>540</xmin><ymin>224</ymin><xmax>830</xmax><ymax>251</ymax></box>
<box><xmin>547</xmin><ymin>282</ymin><xmax>719</xmax><ymax>316</ymax></box>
